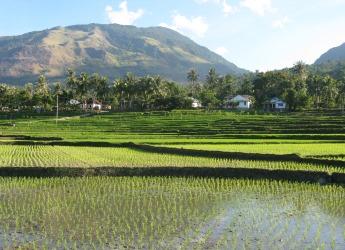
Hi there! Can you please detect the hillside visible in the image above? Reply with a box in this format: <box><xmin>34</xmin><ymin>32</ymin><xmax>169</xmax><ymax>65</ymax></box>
<box><xmin>0</xmin><ymin>23</ymin><xmax>247</xmax><ymax>85</ymax></box>
<box><xmin>315</xmin><ymin>42</ymin><xmax>345</xmax><ymax>64</ymax></box>
<box><xmin>312</xmin><ymin>42</ymin><xmax>345</xmax><ymax>79</ymax></box>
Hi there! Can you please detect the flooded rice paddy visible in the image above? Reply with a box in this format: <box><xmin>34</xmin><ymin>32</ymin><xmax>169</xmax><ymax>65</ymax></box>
<box><xmin>0</xmin><ymin>177</ymin><xmax>344</xmax><ymax>249</ymax></box>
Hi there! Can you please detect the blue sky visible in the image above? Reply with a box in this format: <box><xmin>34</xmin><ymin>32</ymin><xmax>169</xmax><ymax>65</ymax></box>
<box><xmin>1</xmin><ymin>0</ymin><xmax>345</xmax><ymax>71</ymax></box>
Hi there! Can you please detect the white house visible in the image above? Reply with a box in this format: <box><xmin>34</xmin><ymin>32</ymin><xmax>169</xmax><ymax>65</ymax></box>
<box><xmin>264</xmin><ymin>97</ymin><xmax>287</xmax><ymax>111</ymax></box>
<box><xmin>80</xmin><ymin>100</ymin><xmax>102</xmax><ymax>111</ymax></box>
<box><xmin>226</xmin><ymin>95</ymin><xmax>253</xmax><ymax>110</ymax></box>
<box><xmin>190</xmin><ymin>98</ymin><xmax>202</xmax><ymax>108</ymax></box>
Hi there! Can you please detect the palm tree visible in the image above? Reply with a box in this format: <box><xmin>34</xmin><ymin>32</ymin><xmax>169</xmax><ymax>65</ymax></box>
<box><xmin>187</xmin><ymin>69</ymin><xmax>198</xmax><ymax>84</ymax></box>
<box><xmin>206</xmin><ymin>68</ymin><xmax>218</xmax><ymax>90</ymax></box>
<box><xmin>77</xmin><ymin>72</ymin><xmax>90</xmax><ymax>110</ymax></box>
<box><xmin>187</xmin><ymin>69</ymin><xmax>200</xmax><ymax>97</ymax></box>
<box><xmin>338</xmin><ymin>80</ymin><xmax>345</xmax><ymax>113</ymax></box>
<box><xmin>293</xmin><ymin>61</ymin><xmax>308</xmax><ymax>81</ymax></box>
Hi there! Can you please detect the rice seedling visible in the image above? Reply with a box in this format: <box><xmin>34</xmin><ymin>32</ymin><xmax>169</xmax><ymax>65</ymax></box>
<box><xmin>0</xmin><ymin>177</ymin><xmax>342</xmax><ymax>249</ymax></box>
<box><xmin>165</xmin><ymin>143</ymin><xmax>345</xmax><ymax>158</ymax></box>
<box><xmin>1</xmin><ymin>111</ymin><xmax>345</xmax><ymax>143</ymax></box>
<box><xmin>0</xmin><ymin>145</ymin><xmax>343</xmax><ymax>174</ymax></box>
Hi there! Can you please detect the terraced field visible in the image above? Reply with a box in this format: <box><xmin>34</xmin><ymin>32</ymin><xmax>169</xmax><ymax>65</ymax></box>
<box><xmin>0</xmin><ymin>111</ymin><xmax>344</xmax><ymax>249</ymax></box>
<box><xmin>0</xmin><ymin>111</ymin><xmax>344</xmax><ymax>177</ymax></box>
<box><xmin>1</xmin><ymin>111</ymin><xmax>345</xmax><ymax>143</ymax></box>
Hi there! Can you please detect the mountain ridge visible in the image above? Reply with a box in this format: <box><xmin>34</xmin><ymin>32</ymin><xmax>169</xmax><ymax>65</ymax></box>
<box><xmin>0</xmin><ymin>23</ymin><xmax>248</xmax><ymax>85</ymax></box>
<box><xmin>315</xmin><ymin>42</ymin><xmax>345</xmax><ymax>65</ymax></box>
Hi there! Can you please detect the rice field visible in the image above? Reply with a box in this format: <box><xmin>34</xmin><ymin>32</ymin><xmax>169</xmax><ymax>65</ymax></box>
<box><xmin>0</xmin><ymin>177</ymin><xmax>344</xmax><ymax>249</ymax></box>
<box><xmin>165</xmin><ymin>143</ymin><xmax>345</xmax><ymax>159</ymax></box>
<box><xmin>0</xmin><ymin>145</ymin><xmax>343</xmax><ymax>174</ymax></box>
<box><xmin>1</xmin><ymin>111</ymin><xmax>345</xmax><ymax>142</ymax></box>
<box><xmin>0</xmin><ymin>111</ymin><xmax>345</xmax><ymax>249</ymax></box>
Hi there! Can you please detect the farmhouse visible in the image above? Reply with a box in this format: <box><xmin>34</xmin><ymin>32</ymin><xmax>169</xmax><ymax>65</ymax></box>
<box><xmin>190</xmin><ymin>98</ymin><xmax>202</xmax><ymax>108</ymax></box>
<box><xmin>80</xmin><ymin>100</ymin><xmax>102</xmax><ymax>111</ymax></box>
<box><xmin>225</xmin><ymin>95</ymin><xmax>253</xmax><ymax>110</ymax></box>
<box><xmin>264</xmin><ymin>97</ymin><xmax>287</xmax><ymax>112</ymax></box>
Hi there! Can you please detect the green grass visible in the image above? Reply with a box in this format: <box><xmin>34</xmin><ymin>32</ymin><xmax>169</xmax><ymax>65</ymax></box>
<box><xmin>0</xmin><ymin>177</ymin><xmax>344</xmax><ymax>249</ymax></box>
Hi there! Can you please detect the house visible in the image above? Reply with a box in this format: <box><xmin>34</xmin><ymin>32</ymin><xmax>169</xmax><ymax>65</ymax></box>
<box><xmin>190</xmin><ymin>98</ymin><xmax>202</xmax><ymax>108</ymax></box>
<box><xmin>264</xmin><ymin>97</ymin><xmax>287</xmax><ymax>111</ymax></box>
<box><xmin>80</xmin><ymin>100</ymin><xmax>102</xmax><ymax>111</ymax></box>
<box><xmin>225</xmin><ymin>95</ymin><xmax>253</xmax><ymax>110</ymax></box>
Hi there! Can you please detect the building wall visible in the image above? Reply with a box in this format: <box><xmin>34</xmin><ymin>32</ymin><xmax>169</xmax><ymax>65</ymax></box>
<box><xmin>238</xmin><ymin>101</ymin><xmax>251</xmax><ymax>109</ymax></box>
<box><xmin>192</xmin><ymin>102</ymin><xmax>201</xmax><ymax>108</ymax></box>
<box><xmin>274</xmin><ymin>102</ymin><xmax>286</xmax><ymax>109</ymax></box>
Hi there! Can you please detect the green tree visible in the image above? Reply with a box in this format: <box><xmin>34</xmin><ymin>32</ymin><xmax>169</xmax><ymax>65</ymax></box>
<box><xmin>187</xmin><ymin>69</ymin><xmax>198</xmax><ymax>85</ymax></box>
<box><xmin>239</xmin><ymin>78</ymin><xmax>253</xmax><ymax>95</ymax></box>
<box><xmin>89</xmin><ymin>73</ymin><xmax>110</xmax><ymax>104</ymax></box>
<box><xmin>205</xmin><ymin>68</ymin><xmax>219</xmax><ymax>90</ymax></box>
<box><xmin>187</xmin><ymin>69</ymin><xmax>200</xmax><ymax>97</ymax></box>
<box><xmin>338</xmin><ymin>79</ymin><xmax>345</xmax><ymax>112</ymax></box>
<box><xmin>34</xmin><ymin>75</ymin><xmax>52</xmax><ymax>111</ymax></box>
<box><xmin>321</xmin><ymin>76</ymin><xmax>338</xmax><ymax>108</ymax></box>
<box><xmin>199</xmin><ymin>88</ymin><xmax>219</xmax><ymax>109</ymax></box>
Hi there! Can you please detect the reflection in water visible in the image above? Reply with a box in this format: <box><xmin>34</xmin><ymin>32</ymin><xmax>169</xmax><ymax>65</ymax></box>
<box><xmin>0</xmin><ymin>177</ymin><xmax>344</xmax><ymax>249</ymax></box>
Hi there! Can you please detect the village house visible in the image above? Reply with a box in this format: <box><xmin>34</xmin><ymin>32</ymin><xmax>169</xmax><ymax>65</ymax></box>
<box><xmin>80</xmin><ymin>100</ymin><xmax>102</xmax><ymax>111</ymax></box>
<box><xmin>190</xmin><ymin>98</ymin><xmax>202</xmax><ymax>108</ymax></box>
<box><xmin>225</xmin><ymin>95</ymin><xmax>253</xmax><ymax>110</ymax></box>
<box><xmin>264</xmin><ymin>97</ymin><xmax>287</xmax><ymax>112</ymax></box>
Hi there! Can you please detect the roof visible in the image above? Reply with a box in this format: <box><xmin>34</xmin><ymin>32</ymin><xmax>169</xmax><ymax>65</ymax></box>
<box><xmin>270</xmin><ymin>97</ymin><xmax>285</xmax><ymax>104</ymax></box>
<box><xmin>228</xmin><ymin>95</ymin><xmax>253</xmax><ymax>102</ymax></box>
<box><xmin>87</xmin><ymin>100</ymin><xmax>102</xmax><ymax>105</ymax></box>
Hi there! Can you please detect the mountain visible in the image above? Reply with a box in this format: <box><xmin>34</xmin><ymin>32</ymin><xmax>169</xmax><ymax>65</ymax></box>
<box><xmin>315</xmin><ymin>42</ymin><xmax>345</xmax><ymax>65</ymax></box>
<box><xmin>312</xmin><ymin>42</ymin><xmax>345</xmax><ymax>80</ymax></box>
<box><xmin>0</xmin><ymin>23</ymin><xmax>247</xmax><ymax>85</ymax></box>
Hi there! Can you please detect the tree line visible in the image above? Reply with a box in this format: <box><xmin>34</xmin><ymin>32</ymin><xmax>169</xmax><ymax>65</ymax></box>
<box><xmin>0</xmin><ymin>62</ymin><xmax>345</xmax><ymax>112</ymax></box>
<box><xmin>186</xmin><ymin>61</ymin><xmax>345</xmax><ymax>111</ymax></box>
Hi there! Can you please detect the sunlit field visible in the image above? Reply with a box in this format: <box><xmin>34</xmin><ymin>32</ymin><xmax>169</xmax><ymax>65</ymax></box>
<box><xmin>166</xmin><ymin>143</ymin><xmax>345</xmax><ymax>159</ymax></box>
<box><xmin>0</xmin><ymin>145</ymin><xmax>343</xmax><ymax>174</ymax></box>
<box><xmin>1</xmin><ymin>111</ymin><xmax>345</xmax><ymax>143</ymax></box>
<box><xmin>0</xmin><ymin>111</ymin><xmax>345</xmax><ymax>249</ymax></box>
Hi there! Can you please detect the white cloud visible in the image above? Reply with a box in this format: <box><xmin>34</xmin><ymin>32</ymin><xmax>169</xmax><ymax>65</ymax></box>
<box><xmin>221</xmin><ymin>0</ymin><xmax>236</xmax><ymax>15</ymax></box>
<box><xmin>195</xmin><ymin>0</ymin><xmax>236</xmax><ymax>15</ymax></box>
<box><xmin>272</xmin><ymin>16</ymin><xmax>290</xmax><ymax>29</ymax></box>
<box><xmin>160</xmin><ymin>14</ymin><xmax>209</xmax><ymax>37</ymax></box>
<box><xmin>240</xmin><ymin>0</ymin><xmax>275</xmax><ymax>16</ymax></box>
<box><xmin>214</xmin><ymin>47</ymin><xmax>229</xmax><ymax>57</ymax></box>
<box><xmin>105</xmin><ymin>1</ymin><xmax>144</xmax><ymax>25</ymax></box>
